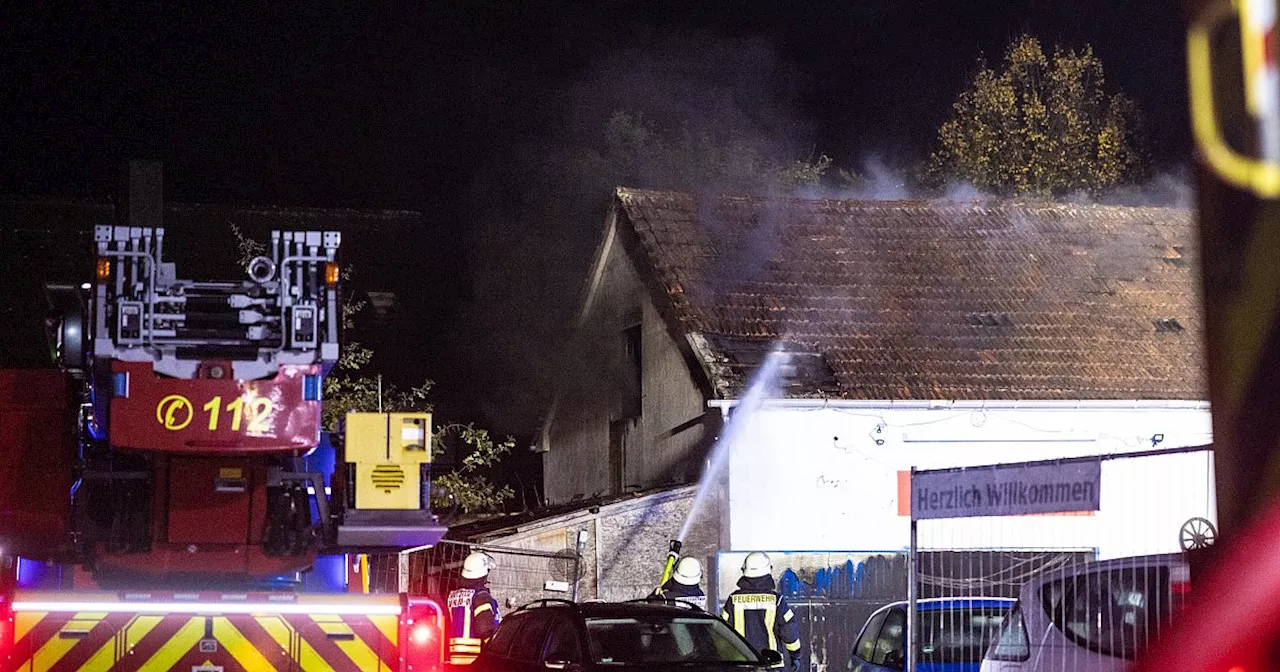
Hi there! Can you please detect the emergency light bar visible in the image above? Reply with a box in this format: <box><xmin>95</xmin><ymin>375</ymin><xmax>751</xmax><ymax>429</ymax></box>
<box><xmin>11</xmin><ymin>600</ymin><xmax>401</xmax><ymax>615</ymax></box>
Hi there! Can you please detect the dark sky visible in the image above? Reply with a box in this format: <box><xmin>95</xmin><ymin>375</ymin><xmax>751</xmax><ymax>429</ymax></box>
<box><xmin>0</xmin><ymin>1</ymin><xmax>1189</xmax><ymax>203</ymax></box>
<box><xmin>0</xmin><ymin>0</ymin><xmax>1192</xmax><ymax>434</ymax></box>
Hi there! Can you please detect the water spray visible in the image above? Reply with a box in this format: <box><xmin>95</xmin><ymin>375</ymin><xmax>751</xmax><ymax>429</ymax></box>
<box><xmin>676</xmin><ymin>346</ymin><xmax>792</xmax><ymax>544</ymax></box>
<box><xmin>657</xmin><ymin>539</ymin><xmax>682</xmax><ymax>589</ymax></box>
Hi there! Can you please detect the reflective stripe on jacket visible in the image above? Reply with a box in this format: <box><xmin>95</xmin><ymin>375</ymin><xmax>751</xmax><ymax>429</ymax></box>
<box><xmin>447</xmin><ymin>583</ymin><xmax>499</xmax><ymax>665</ymax></box>
<box><xmin>655</xmin><ymin>578</ymin><xmax>708</xmax><ymax>611</ymax></box>
<box><xmin>720</xmin><ymin>576</ymin><xmax>802</xmax><ymax>669</ymax></box>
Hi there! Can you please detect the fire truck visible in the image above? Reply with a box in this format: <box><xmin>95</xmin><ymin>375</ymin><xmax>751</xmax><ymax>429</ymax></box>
<box><xmin>0</xmin><ymin>164</ymin><xmax>447</xmax><ymax>671</ymax></box>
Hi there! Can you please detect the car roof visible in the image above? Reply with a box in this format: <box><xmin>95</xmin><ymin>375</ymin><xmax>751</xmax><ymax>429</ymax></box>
<box><xmin>510</xmin><ymin>599</ymin><xmax>720</xmax><ymax>621</ymax></box>
<box><xmin>1019</xmin><ymin>553</ymin><xmax>1188</xmax><ymax>589</ymax></box>
<box><xmin>874</xmin><ymin>597</ymin><xmax>1017</xmax><ymax>614</ymax></box>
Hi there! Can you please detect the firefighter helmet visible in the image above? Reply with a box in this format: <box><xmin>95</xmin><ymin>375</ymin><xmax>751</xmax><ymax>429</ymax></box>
<box><xmin>673</xmin><ymin>557</ymin><xmax>702</xmax><ymax>586</ymax></box>
<box><xmin>461</xmin><ymin>551</ymin><xmax>493</xmax><ymax>579</ymax></box>
<box><xmin>742</xmin><ymin>552</ymin><xmax>772</xmax><ymax>578</ymax></box>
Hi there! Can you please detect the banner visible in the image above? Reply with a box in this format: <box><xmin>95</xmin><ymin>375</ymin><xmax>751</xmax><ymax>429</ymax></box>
<box><xmin>911</xmin><ymin>460</ymin><xmax>1101</xmax><ymax>520</ymax></box>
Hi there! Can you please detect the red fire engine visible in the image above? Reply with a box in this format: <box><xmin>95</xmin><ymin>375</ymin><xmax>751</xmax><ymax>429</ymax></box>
<box><xmin>0</xmin><ymin>163</ymin><xmax>446</xmax><ymax>671</ymax></box>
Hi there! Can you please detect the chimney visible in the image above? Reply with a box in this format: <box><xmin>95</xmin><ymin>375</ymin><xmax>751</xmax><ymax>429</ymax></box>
<box><xmin>121</xmin><ymin>160</ymin><xmax>163</xmax><ymax>229</ymax></box>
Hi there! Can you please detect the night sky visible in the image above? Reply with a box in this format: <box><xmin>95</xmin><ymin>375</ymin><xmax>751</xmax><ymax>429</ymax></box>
<box><xmin>0</xmin><ymin>1</ymin><xmax>1191</xmax><ymax>439</ymax></box>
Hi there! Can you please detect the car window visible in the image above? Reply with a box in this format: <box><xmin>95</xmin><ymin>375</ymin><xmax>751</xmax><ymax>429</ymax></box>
<box><xmin>509</xmin><ymin>612</ymin><xmax>554</xmax><ymax>661</ymax></box>
<box><xmin>854</xmin><ymin>609</ymin><xmax>888</xmax><ymax>662</ymax></box>
<box><xmin>542</xmin><ymin>616</ymin><xmax>583</xmax><ymax>664</ymax></box>
<box><xmin>918</xmin><ymin>605</ymin><xmax>1008</xmax><ymax>663</ymax></box>
<box><xmin>872</xmin><ymin>608</ymin><xmax>906</xmax><ymax>668</ymax></box>
<box><xmin>1041</xmin><ymin>565</ymin><xmax>1170</xmax><ymax>660</ymax></box>
<box><xmin>585</xmin><ymin>616</ymin><xmax>756</xmax><ymax>664</ymax></box>
<box><xmin>486</xmin><ymin>613</ymin><xmax>526</xmax><ymax>658</ymax></box>
<box><xmin>985</xmin><ymin>602</ymin><xmax>1030</xmax><ymax>662</ymax></box>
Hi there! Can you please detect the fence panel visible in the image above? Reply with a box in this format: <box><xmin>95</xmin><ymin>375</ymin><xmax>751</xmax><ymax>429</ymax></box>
<box><xmin>402</xmin><ymin>539</ymin><xmax>582</xmax><ymax>611</ymax></box>
<box><xmin>909</xmin><ymin>447</ymin><xmax>1212</xmax><ymax>672</ymax></box>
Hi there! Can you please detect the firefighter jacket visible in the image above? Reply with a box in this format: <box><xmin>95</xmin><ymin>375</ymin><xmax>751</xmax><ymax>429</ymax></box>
<box><xmin>446</xmin><ymin>578</ymin><xmax>499</xmax><ymax>665</ymax></box>
<box><xmin>655</xmin><ymin>578</ymin><xmax>708</xmax><ymax>611</ymax></box>
<box><xmin>720</xmin><ymin>575</ymin><xmax>803</xmax><ymax>669</ymax></box>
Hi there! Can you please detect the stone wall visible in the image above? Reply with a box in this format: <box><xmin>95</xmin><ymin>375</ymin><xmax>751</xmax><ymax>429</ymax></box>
<box><xmin>470</xmin><ymin>484</ymin><xmax>727</xmax><ymax>608</ymax></box>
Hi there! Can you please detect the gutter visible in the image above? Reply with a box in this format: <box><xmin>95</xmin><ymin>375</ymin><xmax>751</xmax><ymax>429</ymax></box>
<box><xmin>707</xmin><ymin>398</ymin><xmax>1211</xmax><ymax>417</ymax></box>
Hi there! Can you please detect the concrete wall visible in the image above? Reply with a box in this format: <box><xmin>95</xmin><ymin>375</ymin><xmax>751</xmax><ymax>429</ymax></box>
<box><xmin>725</xmin><ymin>404</ymin><xmax>1214</xmax><ymax>558</ymax></box>
<box><xmin>544</xmin><ymin>217</ymin><xmax>711</xmax><ymax>503</ymax></box>
<box><xmin>472</xmin><ymin>486</ymin><xmax>726</xmax><ymax>607</ymax></box>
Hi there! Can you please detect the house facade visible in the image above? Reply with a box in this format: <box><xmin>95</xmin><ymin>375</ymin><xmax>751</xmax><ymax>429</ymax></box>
<box><xmin>542</xmin><ymin>187</ymin><xmax>1212</xmax><ymax>560</ymax></box>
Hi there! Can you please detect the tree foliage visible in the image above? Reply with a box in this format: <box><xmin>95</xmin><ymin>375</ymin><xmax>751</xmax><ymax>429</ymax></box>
<box><xmin>924</xmin><ymin>34</ymin><xmax>1147</xmax><ymax>198</ymax></box>
<box><xmin>230</xmin><ymin>227</ymin><xmax>514</xmax><ymax>514</ymax></box>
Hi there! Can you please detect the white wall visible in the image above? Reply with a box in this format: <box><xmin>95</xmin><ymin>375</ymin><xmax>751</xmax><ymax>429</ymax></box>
<box><xmin>726</xmin><ymin>404</ymin><xmax>1213</xmax><ymax>559</ymax></box>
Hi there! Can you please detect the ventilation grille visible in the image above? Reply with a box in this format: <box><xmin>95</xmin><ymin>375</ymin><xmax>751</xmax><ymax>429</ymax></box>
<box><xmin>371</xmin><ymin>465</ymin><xmax>405</xmax><ymax>493</ymax></box>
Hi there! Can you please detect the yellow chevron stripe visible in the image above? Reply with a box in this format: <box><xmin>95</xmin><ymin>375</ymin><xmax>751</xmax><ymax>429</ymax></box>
<box><xmin>137</xmin><ymin>616</ymin><xmax>203</xmax><ymax>672</ymax></box>
<box><xmin>310</xmin><ymin>614</ymin><xmax>386</xmax><ymax>671</ymax></box>
<box><xmin>25</xmin><ymin>611</ymin><xmax>108</xmax><ymax>671</ymax></box>
<box><xmin>213</xmin><ymin>616</ymin><xmax>279</xmax><ymax>672</ymax></box>
<box><xmin>371</xmin><ymin>614</ymin><xmax>398</xmax><ymax>645</ymax></box>
<box><xmin>78</xmin><ymin>614</ymin><xmax>165</xmax><ymax>672</ymax></box>
<box><xmin>256</xmin><ymin>615</ymin><xmax>335</xmax><ymax>672</ymax></box>
<box><xmin>124</xmin><ymin>615</ymin><xmax>165</xmax><ymax>654</ymax></box>
<box><xmin>15</xmin><ymin>611</ymin><xmax>47</xmax><ymax>643</ymax></box>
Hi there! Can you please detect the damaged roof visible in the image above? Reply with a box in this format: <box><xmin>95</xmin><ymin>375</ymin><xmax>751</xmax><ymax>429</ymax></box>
<box><xmin>610</xmin><ymin>187</ymin><xmax>1206</xmax><ymax>401</ymax></box>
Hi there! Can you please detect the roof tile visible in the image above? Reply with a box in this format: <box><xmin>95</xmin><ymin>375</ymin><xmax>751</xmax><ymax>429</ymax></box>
<box><xmin>613</xmin><ymin>187</ymin><xmax>1206</xmax><ymax>401</ymax></box>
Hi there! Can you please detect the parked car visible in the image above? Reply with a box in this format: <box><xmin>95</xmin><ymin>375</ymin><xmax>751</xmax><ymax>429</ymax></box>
<box><xmin>849</xmin><ymin>597</ymin><xmax>1016</xmax><ymax>672</ymax></box>
<box><xmin>474</xmin><ymin>597</ymin><xmax>784</xmax><ymax>671</ymax></box>
<box><xmin>980</xmin><ymin>553</ymin><xmax>1191</xmax><ymax>672</ymax></box>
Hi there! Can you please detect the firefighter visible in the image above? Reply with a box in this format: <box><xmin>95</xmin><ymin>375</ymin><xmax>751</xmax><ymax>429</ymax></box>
<box><xmin>446</xmin><ymin>551</ymin><xmax>499</xmax><ymax>666</ymax></box>
<box><xmin>720</xmin><ymin>552</ymin><xmax>804</xmax><ymax>670</ymax></box>
<box><xmin>654</xmin><ymin>556</ymin><xmax>707</xmax><ymax>610</ymax></box>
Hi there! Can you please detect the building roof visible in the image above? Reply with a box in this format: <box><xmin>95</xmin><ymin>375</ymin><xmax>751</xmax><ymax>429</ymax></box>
<box><xmin>603</xmin><ymin>187</ymin><xmax>1206</xmax><ymax>401</ymax></box>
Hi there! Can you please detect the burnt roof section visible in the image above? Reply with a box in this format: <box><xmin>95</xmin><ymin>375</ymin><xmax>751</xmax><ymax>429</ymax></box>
<box><xmin>611</xmin><ymin>187</ymin><xmax>1206</xmax><ymax>401</ymax></box>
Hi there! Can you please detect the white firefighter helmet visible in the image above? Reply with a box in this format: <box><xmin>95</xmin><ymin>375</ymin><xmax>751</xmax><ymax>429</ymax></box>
<box><xmin>461</xmin><ymin>551</ymin><xmax>493</xmax><ymax>579</ymax></box>
<box><xmin>673</xmin><ymin>557</ymin><xmax>702</xmax><ymax>586</ymax></box>
<box><xmin>742</xmin><ymin>551</ymin><xmax>772</xmax><ymax>578</ymax></box>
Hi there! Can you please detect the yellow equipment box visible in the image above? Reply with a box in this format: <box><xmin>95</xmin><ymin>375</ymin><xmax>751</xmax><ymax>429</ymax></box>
<box><xmin>345</xmin><ymin>412</ymin><xmax>431</xmax><ymax>510</ymax></box>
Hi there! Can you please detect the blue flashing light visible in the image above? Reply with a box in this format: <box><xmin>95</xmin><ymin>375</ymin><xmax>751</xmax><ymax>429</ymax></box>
<box><xmin>305</xmin><ymin>433</ymin><xmax>337</xmax><ymax>480</ymax></box>
<box><xmin>112</xmin><ymin>372</ymin><xmax>129</xmax><ymax>398</ymax></box>
<box><xmin>303</xmin><ymin>374</ymin><xmax>322</xmax><ymax>401</ymax></box>
<box><xmin>16</xmin><ymin>558</ymin><xmax>57</xmax><ymax>589</ymax></box>
<box><xmin>306</xmin><ymin>554</ymin><xmax>350</xmax><ymax>593</ymax></box>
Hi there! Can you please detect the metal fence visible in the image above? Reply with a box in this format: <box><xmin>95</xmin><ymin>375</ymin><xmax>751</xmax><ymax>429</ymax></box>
<box><xmin>399</xmin><ymin>539</ymin><xmax>583</xmax><ymax>612</ymax></box>
<box><xmin>904</xmin><ymin>446</ymin><xmax>1213</xmax><ymax>672</ymax></box>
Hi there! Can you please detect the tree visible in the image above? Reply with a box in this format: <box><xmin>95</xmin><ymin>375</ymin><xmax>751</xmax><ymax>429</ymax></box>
<box><xmin>923</xmin><ymin>34</ymin><xmax>1148</xmax><ymax>198</ymax></box>
<box><xmin>230</xmin><ymin>225</ymin><xmax>515</xmax><ymax>514</ymax></box>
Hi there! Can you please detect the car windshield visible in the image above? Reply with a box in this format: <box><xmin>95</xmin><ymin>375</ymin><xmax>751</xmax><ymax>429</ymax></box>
<box><xmin>918</xmin><ymin>605</ymin><xmax>1010</xmax><ymax>664</ymax></box>
<box><xmin>585</xmin><ymin>616</ymin><xmax>758</xmax><ymax>665</ymax></box>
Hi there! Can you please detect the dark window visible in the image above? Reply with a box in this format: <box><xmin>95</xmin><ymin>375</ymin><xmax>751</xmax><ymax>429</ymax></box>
<box><xmin>542</xmin><ymin>617</ymin><xmax>583</xmax><ymax>664</ymax></box>
<box><xmin>917</xmin><ymin>605</ymin><xmax>1010</xmax><ymax>663</ymax></box>
<box><xmin>486</xmin><ymin>614</ymin><xmax>527</xmax><ymax>658</ymax></box>
<box><xmin>872</xmin><ymin>608</ymin><xmax>906</xmax><ymax>668</ymax></box>
<box><xmin>609</xmin><ymin>419</ymin><xmax>628</xmax><ymax>493</ymax></box>
<box><xmin>509</xmin><ymin>613</ymin><xmax>554</xmax><ymax>661</ymax></box>
<box><xmin>854</xmin><ymin>610</ymin><xmax>888</xmax><ymax>662</ymax></box>
<box><xmin>622</xmin><ymin>323</ymin><xmax>642</xmax><ymax>418</ymax></box>
<box><xmin>985</xmin><ymin>602</ymin><xmax>1030</xmax><ymax>662</ymax></box>
<box><xmin>1041</xmin><ymin>566</ymin><xmax>1170</xmax><ymax>660</ymax></box>
<box><xmin>584</xmin><ymin>616</ymin><xmax>755</xmax><ymax>664</ymax></box>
